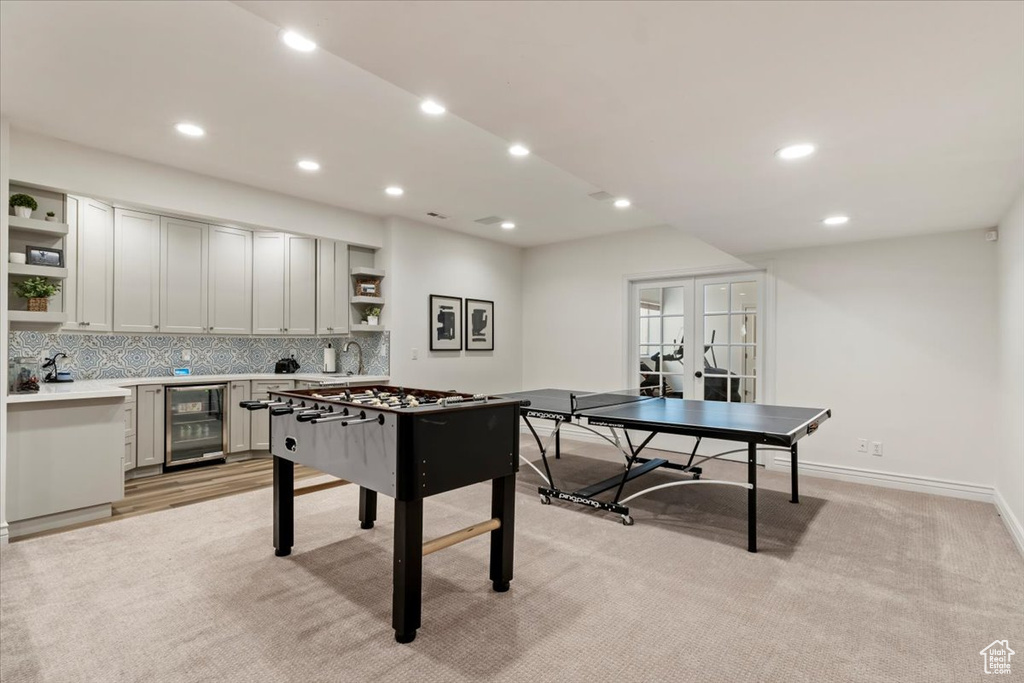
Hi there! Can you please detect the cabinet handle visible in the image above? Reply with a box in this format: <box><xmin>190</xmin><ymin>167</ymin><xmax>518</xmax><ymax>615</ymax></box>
<box><xmin>154</xmin><ymin>324</ymin><xmax>159</xmax><ymax>329</ymax></box>
<box><xmin>284</xmin><ymin>328</ymin><xmax>289</xmax><ymax>332</ymax></box>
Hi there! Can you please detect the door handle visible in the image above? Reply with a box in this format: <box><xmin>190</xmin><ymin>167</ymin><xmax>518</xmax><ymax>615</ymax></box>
<box><xmin>694</xmin><ymin>371</ymin><xmax>703</xmax><ymax>378</ymax></box>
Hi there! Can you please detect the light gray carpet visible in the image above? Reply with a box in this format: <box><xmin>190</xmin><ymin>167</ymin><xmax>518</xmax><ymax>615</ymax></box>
<box><xmin>2</xmin><ymin>439</ymin><xmax>1022</xmax><ymax>682</ymax></box>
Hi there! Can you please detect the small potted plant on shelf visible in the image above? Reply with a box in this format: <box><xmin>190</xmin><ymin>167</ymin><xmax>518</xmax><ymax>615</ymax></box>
<box><xmin>365</xmin><ymin>306</ymin><xmax>381</xmax><ymax>326</ymax></box>
<box><xmin>45</xmin><ymin>211</ymin><xmax>57</xmax><ymax>222</ymax></box>
<box><xmin>14</xmin><ymin>277</ymin><xmax>61</xmax><ymax>312</ymax></box>
<box><xmin>9</xmin><ymin>193</ymin><xmax>38</xmax><ymax>219</ymax></box>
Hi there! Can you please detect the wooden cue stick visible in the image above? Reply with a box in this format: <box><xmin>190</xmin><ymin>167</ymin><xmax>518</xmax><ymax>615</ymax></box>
<box><xmin>422</xmin><ymin>518</ymin><xmax>501</xmax><ymax>556</ymax></box>
<box><xmin>294</xmin><ymin>479</ymin><xmax>350</xmax><ymax>496</ymax></box>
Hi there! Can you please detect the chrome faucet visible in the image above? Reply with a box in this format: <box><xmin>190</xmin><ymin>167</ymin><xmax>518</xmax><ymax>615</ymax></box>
<box><xmin>342</xmin><ymin>340</ymin><xmax>364</xmax><ymax>376</ymax></box>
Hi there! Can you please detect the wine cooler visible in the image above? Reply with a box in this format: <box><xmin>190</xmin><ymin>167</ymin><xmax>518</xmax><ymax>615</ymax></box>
<box><xmin>165</xmin><ymin>384</ymin><xmax>228</xmax><ymax>467</ymax></box>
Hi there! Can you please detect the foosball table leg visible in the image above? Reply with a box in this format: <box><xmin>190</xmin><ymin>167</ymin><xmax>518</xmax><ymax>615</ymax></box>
<box><xmin>393</xmin><ymin>498</ymin><xmax>423</xmax><ymax>644</ymax></box>
<box><xmin>359</xmin><ymin>487</ymin><xmax>378</xmax><ymax>529</ymax></box>
<box><xmin>489</xmin><ymin>473</ymin><xmax>515</xmax><ymax>592</ymax></box>
<box><xmin>273</xmin><ymin>456</ymin><xmax>294</xmax><ymax>557</ymax></box>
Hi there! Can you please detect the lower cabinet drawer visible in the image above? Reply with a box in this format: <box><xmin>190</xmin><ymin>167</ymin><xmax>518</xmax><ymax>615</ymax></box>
<box><xmin>124</xmin><ymin>435</ymin><xmax>137</xmax><ymax>472</ymax></box>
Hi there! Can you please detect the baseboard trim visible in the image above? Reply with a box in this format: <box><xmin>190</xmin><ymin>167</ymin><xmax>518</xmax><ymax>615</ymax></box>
<box><xmin>994</xmin><ymin>487</ymin><xmax>1024</xmax><ymax>556</ymax></box>
<box><xmin>0</xmin><ymin>521</ymin><xmax>9</xmax><ymax>547</ymax></box>
<box><xmin>8</xmin><ymin>503</ymin><xmax>112</xmax><ymax>539</ymax></box>
<box><xmin>772</xmin><ymin>455</ymin><xmax>994</xmax><ymax>502</ymax></box>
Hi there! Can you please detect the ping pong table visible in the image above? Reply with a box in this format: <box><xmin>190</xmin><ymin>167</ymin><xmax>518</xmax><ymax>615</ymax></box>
<box><xmin>500</xmin><ymin>388</ymin><xmax>830</xmax><ymax>552</ymax></box>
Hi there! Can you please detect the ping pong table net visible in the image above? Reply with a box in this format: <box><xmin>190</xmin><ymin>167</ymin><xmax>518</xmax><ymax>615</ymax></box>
<box><xmin>570</xmin><ymin>388</ymin><xmax>659</xmax><ymax>415</ymax></box>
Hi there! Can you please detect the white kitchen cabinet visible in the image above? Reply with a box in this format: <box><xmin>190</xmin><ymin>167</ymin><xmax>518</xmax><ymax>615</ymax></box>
<box><xmin>64</xmin><ymin>196</ymin><xmax>115</xmax><ymax>331</ymax></box>
<box><xmin>136</xmin><ymin>384</ymin><xmax>165</xmax><ymax>468</ymax></box>
<box><xmin>250</xmin><ymin>379</ymin><xmax>294</xmax><ymax>449</ymax></box>
<box><xmin>286</xmin><ymin>235</ymin><xmax>316</xmax><ymax>335</ymax></box>
<box><xmin>228</xmin><ymin>380</ymin><xmax>251</xmax><ymax>453</ymax></box>
<box><xmin>253</xmin><ymin>232</ymin><xmax>287</xmax><ymax>334</ymax></box>
<box><xmin>114</xmin><ymin>209</ymin><xmax>161</xmax><ymax>333</ymax></box>
<box><xmin>123</xmin><ymin>390</ymin><xmax>137</xmax><ymax>471</ymax></box>
<box><xmin>160</xmin><ymin>217</ymin><xmax>209</xmax><ymax>334</ymax></box>
<box><xmin>317</xmin><ymin>240</ymin><xmax>349</xmax><ymax>335</ymax></box>
<box><xmin>209</xmin><ymin>225</ymin><xmax>253</xmax><ymax>334</ymax></box>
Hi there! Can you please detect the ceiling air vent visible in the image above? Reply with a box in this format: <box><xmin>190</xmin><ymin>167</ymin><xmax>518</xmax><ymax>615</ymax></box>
<box><xmin>426</xmin><ymin>212</ymin><xmax>448</xmax><ymax>220</ymax></box>
<box><xmin>474</xmin><ymin>216</ymin><xmax>504</xmax><ymax>226</ymax></box>
<box><xmin>588</xmin><ymin>191</ymin><xmax>613</xmax><ymax>201</ymax></box>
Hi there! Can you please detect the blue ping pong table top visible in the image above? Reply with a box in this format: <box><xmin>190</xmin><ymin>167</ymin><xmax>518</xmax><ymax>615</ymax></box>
<box><xmin>499</xmin><ymin>388</ymin><xmax>830</xmax><ymax>446</ymax></box>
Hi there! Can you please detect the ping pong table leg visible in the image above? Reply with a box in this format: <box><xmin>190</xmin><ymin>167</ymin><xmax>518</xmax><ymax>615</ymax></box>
<box><xmin>359</xmin><ymin>487</ymin><xmax>378</xmax><ymax>529</ymax></box>
<box><xmin>747</xmin><ymin>442</ymin><xmax>757</xmax><ymax>553</ymax></box>
<box><xmin>273</xmin><ymin>456</ymin><xmax>294</xmax><ymax>557</ymax></box>
<box><xmin>790</xmin><ymin>443</ymin><xmax>799</xmax><ymax>504</ymax></box>
<box><xmin>555</xmin><ymin>429</ymin><xmax>561</xmax><ymax>459</ymax></box>
<box><xmin>393</xmin><ymin>498</ymin><xmax>423</xmax><ymax>644</ymax></box>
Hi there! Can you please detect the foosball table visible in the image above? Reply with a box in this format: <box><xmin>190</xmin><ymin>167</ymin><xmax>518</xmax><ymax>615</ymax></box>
<box><xmin>241</xmin><ymin>384</ymin><xmax>524</xmax><ymax>643</ymax></box>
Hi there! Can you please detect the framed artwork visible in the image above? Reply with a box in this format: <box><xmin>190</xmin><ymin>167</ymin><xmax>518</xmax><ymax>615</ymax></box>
<box><xmin>465</xmin><ymin>298</ymin><xmax>494</xmax><ymax>351</ymax></box>
<box><xmin>429</xmin><ymin>294</ymin><xmax>462</xmax><ymax>350</ymax></box>
<box><xmin>25</xmin><ymin>246</ymin><xmax>63</xmax><ymax>268</ymax></box>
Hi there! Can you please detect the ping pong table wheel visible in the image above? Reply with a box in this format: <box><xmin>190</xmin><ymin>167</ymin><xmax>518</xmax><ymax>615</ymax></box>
<box><xmin>620</xmin><ymin>515</ymin><xmax>634</xmax><ymax>526</ymax></box>
<box><xmin>692</xmin><ymin>472</ymin><xmax>701</xmax><ymax>480</ymax></box>
<box><xmin>539</xmin><ymin>494</ymin><xmax>551</xmax><ymax>505</ymax></box>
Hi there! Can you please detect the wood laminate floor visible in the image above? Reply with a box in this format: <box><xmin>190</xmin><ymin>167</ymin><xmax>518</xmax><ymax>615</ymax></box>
<box><xmin>14</xmin><ymin>457</ymin><xmax>335</xmax><ymax>542</ymax></box>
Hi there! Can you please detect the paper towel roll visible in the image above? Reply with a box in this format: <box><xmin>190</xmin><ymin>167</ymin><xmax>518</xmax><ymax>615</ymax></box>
<box><xmin>323</xmin><ymin>344</ymin><xmax>336</xmax><ymax>373</ymax></box>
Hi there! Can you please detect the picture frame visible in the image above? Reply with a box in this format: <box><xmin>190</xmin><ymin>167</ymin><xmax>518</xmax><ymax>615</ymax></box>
<box><xmin>465</xmin><ymin>298</ymin><xmax>494</xmax><ymax>351</ymax></box>
<box><xmin>25</xmin><ymin>246</ymin><xmax>63</xmax><ymax>268</ymax></box>
<box><xmin>429</xmin><ymin>294</ymin><xmax>463</xmax><ymax>351</ymax></box>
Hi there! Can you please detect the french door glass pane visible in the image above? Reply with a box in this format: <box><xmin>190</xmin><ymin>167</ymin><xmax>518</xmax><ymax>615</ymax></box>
<box><xmin>731</xmin><ymin>314</ymin><xmax>757</xmax><ymax>343</ymax></box>
<box><xmin>704</xmin><ymin>314</ymin><xmax>729</xmax><ymax>345</ymax></box>
<box><xmin>729</xmin><ymin>346</ymin><xmax>757</xmax><ymax>376</ymax></box>
<box><xmin>663</xmin><ymin>286</ymin><xmax>687</xmax><ymax>315</ymax></box>
<box><xmin>660</xmin><ymin>346</ymin><xmax>684</xmax><ymax>373</ymax></box>
<box><xmin>641</xmin><ymin>317</ymin><xmax>662</xmax><ymax>344</ymax></box>
<box><xmin>736</xmin><ymin>378</ymin><xmax>757</xmax><ymax>403</ymax></box>
<box><xmin>704</xmin><ymin>284</ymin><xmax>729</xmax><ymax>314</ymax></box>
<box><xmin>730</xmin><ymin>281</ymin><xmax>757</xmax><ymax>311</ymax></box>
<box><xmin>661</xmin><ymin>316</ymin><xmax>685</xmax><ymax>348</ymax></box>
<box><xmin>663</xmin><ymin>374</ymin><xmax>686</xmax><ymax>398</ymax></box>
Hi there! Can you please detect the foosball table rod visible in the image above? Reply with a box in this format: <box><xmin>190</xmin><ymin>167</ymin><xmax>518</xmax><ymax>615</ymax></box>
<box><xmin>421</xmin><ymin>518</ymin><xmax>501</xmax><ymax>557</ymax></box>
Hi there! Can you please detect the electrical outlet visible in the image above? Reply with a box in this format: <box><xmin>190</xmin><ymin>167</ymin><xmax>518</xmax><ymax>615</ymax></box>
<box><xmin>871</xmin><ymin>441</ymin><xmax>883</xmax><ymax>456</ymax></box>
<box><xmin>411</xmin><ymin>348</ymin><xmax>419</xmax><ymax>360</ymax></box>
<box><xmin>857</xmin><ymin>438</ymin><xmax>868</xmax><ymax>453</ymax></box>
<box><xmin>181</xmin><ymin>349</ymin><xmax>191</xmax><ymax>362</ymax></box>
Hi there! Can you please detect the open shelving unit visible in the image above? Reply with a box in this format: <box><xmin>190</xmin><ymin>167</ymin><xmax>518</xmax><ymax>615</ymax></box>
<box><xmin>7</xmin><ymin>184</ymin><xmax>71</xmax><ymax>329</ymax></box>
<box><xmin>348</xmin><ymin>246</ymin><xmax>385</xmax><ymax>331</ymax></box>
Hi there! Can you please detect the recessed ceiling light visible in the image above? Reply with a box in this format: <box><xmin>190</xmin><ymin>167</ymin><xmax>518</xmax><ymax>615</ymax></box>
<box><xmin>174</xmin><ymin>122</ymin><xmax>205</xmax><ymax>137</ymax></box>
<box><xmin>776</xmin><ymin>143</ymin><xmax>816</xmax><ymax>160</ymax></box>
<box><xmin>385</xmin><ymin>186</ymin><xmax>404</xmax><ymax>197</ymax></box>
<box><xmin>508</xmin><ymin>144</ymin><xmax>530</xmax><ymax>157</ymax></box>
<box><xmin>420</xmin><ymin>99</ymin><xmax>446</xmax><ymax>115</ymax></box>
<box><xmin>614</xmin><ymin>198</ymin><xmax>631</xmax><ymax>209</ymax></box>
<box><xmin>822</xmin><ymin>215</ymin><xmax>850</xmax><ymax>226</ymax></box>
<box><xmin>500</xmin><ymin>222</ymin><xmax>515</xmax><ymax>230</ymax></box>
<box><xmin>297</xmin><ymin>159</ymin><xmax>320</xmax><ymax>171</ymax></box>
<box><xmin>281</xmin><ymin>30</ymin><xmax>316</xmax><ymax>52</ymax></box>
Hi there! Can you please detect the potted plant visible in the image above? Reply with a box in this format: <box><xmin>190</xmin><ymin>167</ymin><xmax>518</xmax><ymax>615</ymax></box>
<box><xmin>365</xmin><ymin>306</ymin><xmax>382</xmax><ymax>326</ymax></box>
<box><xmin>45</xmin><ymin>211</ymin><xmax>57</xmax><ymax>222</ymax></box>
<box><xmin>9</xmin><ymin>193</ymin><xmax>38</xmax><ymax>219</ymax></box>
<box><xmin>14</xmin><ymin>277</ymin><xmax>61</xmax><ymax>312</ymax></box>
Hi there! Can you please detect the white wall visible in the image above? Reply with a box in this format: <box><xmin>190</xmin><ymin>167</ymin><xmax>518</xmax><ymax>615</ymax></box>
<box><xmin>9</xmin><ymin>128</ymin><xmax>384</xmax><ymax>247</ymax></box>
<box><xmin>756</xmin><ymin>229</ymin><xmax>999</xmax><ymax>491</ymax></box>
<box><xmin>1</xmin><ymin>117</ymin><xmax>10</xmax><ymax>545</ymax></box>
<box><xmin>380</xmin><ymin>217</ymin><xmax>523</xmax><ymax>394</ymax></box>
<box><xmin>996</xmin><ymin>190</ymin><xmax>1024</xmax><ymax>546</ymax></box>
<box><xmin>522</xmin><ymin>225</ymin><xmax>742</xmax><ymax>391</ymax></box>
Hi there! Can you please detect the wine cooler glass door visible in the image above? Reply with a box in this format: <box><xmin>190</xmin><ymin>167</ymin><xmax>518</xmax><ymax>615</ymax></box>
<box><xmin>166</xmin><ymin>384</ymin><xmax>227</xmax><ymax>466</ymax></box>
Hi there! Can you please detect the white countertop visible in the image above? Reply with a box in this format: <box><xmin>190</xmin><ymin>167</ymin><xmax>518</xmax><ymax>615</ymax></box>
<box><xmin>6</xmin><ymin>373</ymin><xmax>390</xmax><ymax>404</ymax></box>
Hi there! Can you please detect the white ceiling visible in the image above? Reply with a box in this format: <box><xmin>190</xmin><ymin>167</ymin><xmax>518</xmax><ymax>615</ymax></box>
<box><xmin>0</xmin><ymin>1</ymin><xmax>660</xmax><ymax>247</ymax></box>
<box><xmin>238</xmin><ymin>0</ymin><xmax>1024</xmax><ymax>253</ymax></box>
<box><xmin>3</xmin><ymin>2</ymin><xmax>1023</xmax><ymax>254</ymax></box>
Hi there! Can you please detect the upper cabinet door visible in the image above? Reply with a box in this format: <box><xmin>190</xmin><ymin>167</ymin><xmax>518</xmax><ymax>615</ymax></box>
<box><xmin>285</xmin><ymin>235</ymin><xmax>316</xmax><ymax>335</ymax></box>
<box><xmin>316</xmin><ymin>239</ymin><xmax>348</xmax><ymax>335</ymax></box>
<box><xmin>114</xmin><ymin>209</ymin><xmax>161</xmax><ymax>333</ymax></box>
<box><xmin>160</xmin><ymin>217</ymin><xmax>209</xmax><ymax>334</ymax></box>
<box><xmin>78</xmin><ymin>198</ymin><xmax>115</xmax><ymax>331</ymax></box>
<box><xmin>209</xmin><ymin>225</ymin><xmax>253</xmax><ymax>335</ymax></box>
<box><xmin>253</xmin><ymin>232</ymin><xmax>286</xmax><ymax>334</ymax></box>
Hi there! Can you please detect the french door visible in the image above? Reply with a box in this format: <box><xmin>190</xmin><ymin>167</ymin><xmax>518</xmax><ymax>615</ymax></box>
<box><xmin>630</xmin><ymin>271</ymin><xmax>765</xmax><ymax>456</ymax></box>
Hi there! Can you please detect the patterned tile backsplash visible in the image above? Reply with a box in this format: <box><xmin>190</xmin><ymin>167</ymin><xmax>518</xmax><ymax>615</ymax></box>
<box><xmin>7</xmin><ymin>331</ymin><xmax>389</xmax><ymax>379</ymax></box>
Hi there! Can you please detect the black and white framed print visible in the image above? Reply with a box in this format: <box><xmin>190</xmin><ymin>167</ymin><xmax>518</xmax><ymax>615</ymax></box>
<box><xmin>25</xmin><ymin>246</ymin><xmax>63</xmax><ymax>268</ymax></box>
<box><xmin>429</xmin><ymin>295</ymin><xmax>463</xmax><ymax>351</ymax></box>
<box><xmin>465</xmin><ymin>298</ymin><xmax>494</xmax><ymax>351</ymax></box>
